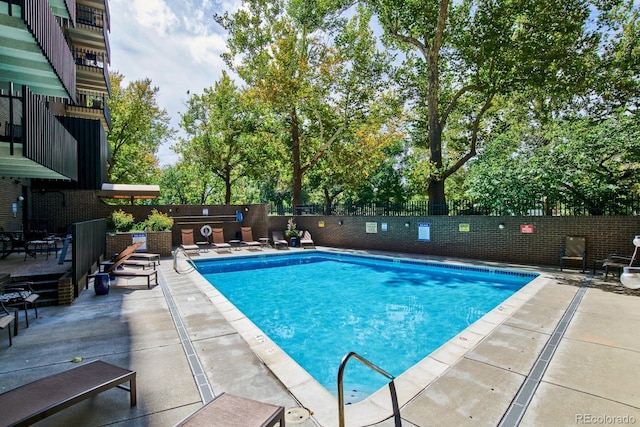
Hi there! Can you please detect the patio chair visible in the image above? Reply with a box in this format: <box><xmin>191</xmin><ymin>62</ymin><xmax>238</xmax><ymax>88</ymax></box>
<box><xmin>300</xmin><ymin>230</ymin><xmax>315</xmax><ymax>249</ymax></box>
<box><xmin>240</xmin><ymin>227</ymin><xmax>262</xmax><ymax>250</ymax></box>
<box><xmin>212</xmin><ymin>228</ymin><xmax>232</xmax><ymax>253</ymax></box>
<box><xmin>272</xmin><ymin>231</ymin><xmax>288</xmax><ymax>249</ymax></box>
<box><xmin>560</xmin><ymin>236</ymin><xmax>586</xmax><ymax>272</ymax></box>
<box><xmin>0</xmin><ymin>301</ymin><xmax>15</xmax><ymax>346</ymax></box>
<box><xmin>0</xmin><ymin>281</ymin><xmax>39</xmax><ymax>328</ymax></box>
<box><xmin>94</xmin><ymin>252</ymin><xmax>158</xmax><ymax>289</ymax></box>
<box><xmin>180</xmin><ymin>229</ymin><xmax>200</xmax><ymax>254</ymax></box>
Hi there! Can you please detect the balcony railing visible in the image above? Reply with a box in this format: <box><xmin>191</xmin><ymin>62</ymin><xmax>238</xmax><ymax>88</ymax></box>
<box><xmin>73</xmin><ymin>48</ymin><xmax>111</xmax><ymax>94</ymax></box>
<box><xmin>10</xmin><ymin>0</ymin><xmax>77</xmax><ymax>102</ymax></box>
<box><xmin>0</xmin><ymin>84</ymin><xmax>78</xmax><ymax>180</ymax></box>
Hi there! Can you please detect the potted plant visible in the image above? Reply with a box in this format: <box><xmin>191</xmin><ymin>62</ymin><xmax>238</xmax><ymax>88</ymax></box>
<box><xmin>107</xmin><ymin>209</ymin><xmax>135</xmax><ymax>233</ymax></box>
<box><xmin>284</xmin><ymin>218</ymin><xmax>300</xmax><ymax>246</ymax></box>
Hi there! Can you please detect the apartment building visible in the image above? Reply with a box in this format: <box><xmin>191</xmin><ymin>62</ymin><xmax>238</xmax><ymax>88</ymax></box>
<box><xmin>0</xmin><ymin>0</ymin><xmax>111</xmax><ymax>233</ymax></box>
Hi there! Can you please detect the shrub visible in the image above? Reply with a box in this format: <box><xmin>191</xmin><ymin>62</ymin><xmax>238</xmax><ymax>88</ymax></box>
<box><xmin>143</xmin><ymin>209</ymin><xmax>174</xmax><ymax>231</ymax></box>
<box><xmin>108</xmin><ymin>209</ymin><xmax>135</xmax><ymax>232</ymax></box>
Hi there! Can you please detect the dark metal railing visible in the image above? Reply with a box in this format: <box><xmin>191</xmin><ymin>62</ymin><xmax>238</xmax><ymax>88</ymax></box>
<box><xmin>23</xmin><ymin>86</ymin><xmax>78</xmax><ymax>180</ymax></box>
<box><xmin>12</xmin><ymin>0</ymin><xmax>77</xmax><ymax>101</ymax></box>
<box><xmin>72</xmin><ymin>219</ymin><xmax>106</xmax><ymax>294</ymax></box>
<box><xmin>270</xmin><ymin>197</ymin><xmax>640</xmax><ymax>217</ymax></box>
<box><xmin>337</xmin><ymin>352</ymin><xmax>401</xmax><ymax>427</ymax></box>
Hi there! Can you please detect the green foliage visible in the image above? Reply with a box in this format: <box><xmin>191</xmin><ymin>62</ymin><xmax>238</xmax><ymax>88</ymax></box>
<box><xmin>143</xmin><ymin>209</ymin><xmax>174</xmax><ymax>231</ymax></box>
<box><xmin>107</xmin><ymin>210</ymin><xmax>135</xmax><ymax>232</ymax></box>
<box><xmin>107</xmin><ymin>72</ymin><xmax>175</xmax><ymax>184</ymax></box>
<box><xmin>284</xmin><ymin>218</ymin><xmax>300</xmax><ymax>238</ymax></box>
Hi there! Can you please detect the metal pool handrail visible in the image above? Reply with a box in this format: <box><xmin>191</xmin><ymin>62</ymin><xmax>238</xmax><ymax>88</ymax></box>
<box><xmin>173</xmin><ymin>246</ymin><xmax>196</xmax><ymax>274</ymax></box>
<box><xmin>337</xmin><ymin>351</ymin><xmax>401</xmax><ymax>427</ymax></box>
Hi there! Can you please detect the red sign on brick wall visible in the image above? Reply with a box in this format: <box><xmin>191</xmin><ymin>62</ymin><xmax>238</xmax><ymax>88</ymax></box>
<box><xmin>520</xmin><ymin>224</ymin><xmax>534</xmax><ymax>234</ymax></box>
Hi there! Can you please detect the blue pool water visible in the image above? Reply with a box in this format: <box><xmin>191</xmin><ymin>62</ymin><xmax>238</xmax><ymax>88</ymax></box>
<box><xmin>196</xmin><ymin>252</ymin><xmax>536</xmax><ymax>402</ymax></box>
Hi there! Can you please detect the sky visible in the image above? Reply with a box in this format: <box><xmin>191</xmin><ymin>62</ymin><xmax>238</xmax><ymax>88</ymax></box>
<box><xmin>108</xmin><ymin>0</ymin><xmax>239</xmax><ymax>166</ymax></box>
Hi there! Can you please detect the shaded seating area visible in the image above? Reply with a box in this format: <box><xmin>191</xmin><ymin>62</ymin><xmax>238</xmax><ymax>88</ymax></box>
<box><xmin>241</xmin><ymin>227</ymin><xmax>262</xmax><ymax>250</ymax></box>
<box><xmin>0</xmin><ymin>360</ymin><xmax>136</xmax><ymax>426</ymax></box>
<box><xmin>211</xmin><ymin>228</ymin><xmax>232</xmax><ymax>253</ymax></box>
<box><xmin>180</xmin><ymin>229</ymin><xmax>201</xmax><ymax>255</ymax></box>
<box><xmin>272</xmin><ymin>231</ymin><xmax>288</xmax><ymax>249</ymax></box>
<box><xmin>560</xmin><ymin>236</ymin><xmax>586</xmax><ymax>272</ymax></box>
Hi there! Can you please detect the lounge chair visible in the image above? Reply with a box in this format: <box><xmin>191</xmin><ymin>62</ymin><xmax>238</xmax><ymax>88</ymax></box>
<box><xmin>0</xmin><ymin>360</ymin><xmax>136</xmax><ymax>425</ymax></box>
<box><xmin>560</xmin><ymin>236</ymin><xmax>586</xmax><ymax>272</ymax></box>
<box><xmin>212</xmin><ymin>228</ymin><xmax>232</xmax><ymax>253</ymax></box>
<box><xmin>94</xmin><ymin>252</ymin><xmax>158</xmax><ymax>289</ymax></box>
<box><xmin>180</xmin><ymin>229</ymin><xmax>201</xmax><ymax>254</ymax></box>
<box><xmin>100</xmin><ymin>242</ymin><xmax>157</xmax><ymax>271</ymax></box>
<box><xmin>176</xmin><ymin>392</ymin><xmax>284</xmax><ymax>427</ymax></box>
<box><xmin>300</xmin><ymin>230</ymin><xmax>315</xmax><ymax>249</ymax></box>
<box><xmin>272</xmin><ymin>231</ymin><xmax>288</xmax><ymax>249</ymax></box>
<box><xmin>241</xmin><ymin>227</ymin><xmax>262</xmax><ymax>250</ymax></box>
<box><xmin>0</xmin><ymin>281</ymin><xmax>39</xmax><ymax>328</ymax></box>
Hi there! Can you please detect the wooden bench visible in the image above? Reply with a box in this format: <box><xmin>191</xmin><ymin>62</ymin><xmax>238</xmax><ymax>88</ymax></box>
<box><xmin>0</xmin><ymin>360</ymin><xmax>136</xmax><ymax>426</ymax></box>
<box><xmin>177</xmin><ymin>392</ymin><xmax>285</xmax><ymax>427</ymax></box>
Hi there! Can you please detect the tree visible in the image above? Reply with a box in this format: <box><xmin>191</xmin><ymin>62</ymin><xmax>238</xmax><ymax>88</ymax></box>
<box><xmin>215</xmin><ymin>1</ymin><xmax>398</xmax><ymax>206</ymax></box>
<box><xmin>366</xmin><ymin>0</ymin><xmax>597</xmax><ymax>213</ymax></box>
<box><xmin>107</xmin><ymin>72</ymin><xmax>174</xmax><ymax>184</ymax></box>
<box><xmin>157</xmin><ymin>163</ymin><xmax>219</xmax><ymax>205</ymax></box>
<box><xmin>175</xmin><ymin>72</ymin><xmax>275</xmax><ymax>204</ymax></box>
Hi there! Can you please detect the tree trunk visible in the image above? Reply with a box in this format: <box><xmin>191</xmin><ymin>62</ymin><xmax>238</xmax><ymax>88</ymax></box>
<box><xmin>291</xmin><ymin>108</ymin><xmax>303</xmax><ymax>207</ymax></box>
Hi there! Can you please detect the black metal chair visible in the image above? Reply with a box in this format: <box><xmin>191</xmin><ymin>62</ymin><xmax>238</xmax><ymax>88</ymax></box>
<box><xmin>0</xmin><ymin>282</ymin><xmax>39</xmax><ymax>328</ymax></box>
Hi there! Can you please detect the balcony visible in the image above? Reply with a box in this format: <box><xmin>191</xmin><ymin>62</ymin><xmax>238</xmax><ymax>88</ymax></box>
<box><xmin>64</xmin><ymin>91</ymin><xmax>111</xmax><ymax>131</ymax></box>
<box><xmin>0</xmin><ymin>0</ymin><xmax>76</xmax><ymax>101</ymax></box>
<box><xmin>67</xmin><ymin>4</ymin><xmax>110</xmax><ymax>62</ymax></box>
<box><xmin>73</xmin><ymin>48</ymin><xmax>111</xmax><ymax>95</ymax></box>
<box><xmin>0</xmin><ymin>85</ymin><xmax>78</xmax><ymax>180</ymax></box>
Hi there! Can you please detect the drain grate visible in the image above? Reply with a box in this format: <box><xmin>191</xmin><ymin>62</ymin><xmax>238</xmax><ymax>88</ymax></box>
<box><xmin>286</xmin><ymin>407</ymin><xmax>311</xmax><ymax>424</ymax></box>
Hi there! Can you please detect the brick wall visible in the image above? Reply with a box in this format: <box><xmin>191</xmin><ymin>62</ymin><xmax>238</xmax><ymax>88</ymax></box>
<box><xmin>272</xmin><ymin>215</ymin><xmax>640</xmax><ymax>268</ymax></box>
<box><xmin>15</xmin><ymin>186</ymin><xmax>640</xmax><ymax>269</ymax></box>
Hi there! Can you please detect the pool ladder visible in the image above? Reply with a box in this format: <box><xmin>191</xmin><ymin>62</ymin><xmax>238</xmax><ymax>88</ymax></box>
<box><xmin>173</xmin><ymin>246</ymin><xmax>196</xmax><ymax>274</ymax></box>
<box><xmin>338</xmin><ymin>352</ymin><xmax>402</xmax><ymax>427</ymax></box>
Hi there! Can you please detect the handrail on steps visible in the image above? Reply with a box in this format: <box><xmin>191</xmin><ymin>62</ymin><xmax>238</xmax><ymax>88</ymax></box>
<box><xmin>338</xmin><ymin>351</ymin><xmax>402</xmax><ymax>427</ymax></box>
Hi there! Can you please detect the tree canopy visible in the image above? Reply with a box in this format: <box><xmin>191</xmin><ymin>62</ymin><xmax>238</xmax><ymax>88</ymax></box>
<box><xmin>107</xmin><ymin>72</ymin><xmax>174</xmax><ymax>184</ymax></box>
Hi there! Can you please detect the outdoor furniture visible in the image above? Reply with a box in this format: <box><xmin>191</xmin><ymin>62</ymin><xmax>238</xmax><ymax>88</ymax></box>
<box><xmin>240</xmin><ymin>227</ymin><xmax>262</xmax><ymax>250</ymax></box>
<box><xmin>272</xmin><ymin>231</ymin><xmax>288</xmax><ymax>249</ymax></box>
<box><xmin>129</xmin><ymin>252</ymin><xmax>161</xmax><ymax>265</ymax></box>
<box><xmin>176</xmin><ymin>392</ymin><xmax>285</xmax><ymax>427</ymax></box>
<box><xmin>0</xmin><ymin>360</ymin><xmax>136</xmax><ymax>426</ymax></box>
<box><xmin>211</xmin><ymin>228</ymin><xmax>232</xmax><ymax>253</ymax></box>
<box><xmin>0</xmin><ymin>282</ymin><xmax>39</xmax><ymax>328</ymax></box>
<box><xmin>181</xmin><ymin>229</ymin><xmax>201</xmax><ymax>254</ymax></box>
<box><xmin>90</xmin><ymin>249</ymin><xmax>158</xmax><ymax>289</ymax></box>
<box><xmin>0</xmin><ymin>302</ymin><xmax>15</xmax><ymax>346</ymax></box>
<box><xmin>299</xmin><ymin>230</ymin><xmax>315</xmax><ymax>249</ymax></box>
<box><xmin>560</xmin><ymin>236</ymin><xmax>586</xmax><ymax>272</ymax></box>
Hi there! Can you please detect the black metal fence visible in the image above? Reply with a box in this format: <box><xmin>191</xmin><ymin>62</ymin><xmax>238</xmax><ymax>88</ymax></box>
<box><xmin>269</xmin><ymin>198</ymin><xmax>640</xmax><ymax>217</ymax></box>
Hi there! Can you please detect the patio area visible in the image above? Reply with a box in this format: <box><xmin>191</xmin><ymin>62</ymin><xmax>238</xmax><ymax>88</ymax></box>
<box><xmin>0</xmin><ymin>247</ymin><xmax>639</xmax><ymax>426</ymax></box>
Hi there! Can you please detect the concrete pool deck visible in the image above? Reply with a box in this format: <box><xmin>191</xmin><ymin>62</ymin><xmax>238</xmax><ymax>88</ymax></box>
<box><xmin>0</xmin><ymin>247</ymin><xmax>639</xmax><ymax>426</ymax></box>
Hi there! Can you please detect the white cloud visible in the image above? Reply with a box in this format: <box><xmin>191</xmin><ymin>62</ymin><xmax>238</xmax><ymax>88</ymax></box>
<box><xmin>109</xmin><ymin>0</ymin><xmax>234</xmax><ymax>165</ymax></box>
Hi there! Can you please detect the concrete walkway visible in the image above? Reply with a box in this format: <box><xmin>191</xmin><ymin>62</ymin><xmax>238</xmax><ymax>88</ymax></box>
<box><xmin>0</xmin><ymin>249</ymin><xmax>639</xmax><ymax>426</ymax></box>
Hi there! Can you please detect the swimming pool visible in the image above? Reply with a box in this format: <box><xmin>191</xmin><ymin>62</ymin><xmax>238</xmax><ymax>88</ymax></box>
<box><xmin>195</xmin><ymin>251</ymin><xmax>538</xmax><ymax>403</ymax></box>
